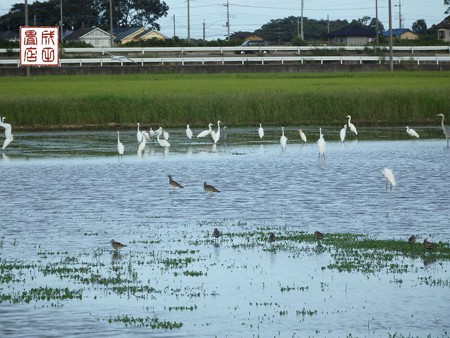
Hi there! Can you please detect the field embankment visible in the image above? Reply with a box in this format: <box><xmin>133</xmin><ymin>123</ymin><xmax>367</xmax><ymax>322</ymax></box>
<box><xmin>1</xmin><ymin>71</ymin><xmax>449</xmax><ymax>130</ymax></box>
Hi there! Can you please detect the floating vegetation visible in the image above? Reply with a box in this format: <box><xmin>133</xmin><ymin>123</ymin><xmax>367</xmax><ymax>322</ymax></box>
<box><xmin>0</xmin><ymin>287</ymin><xmax>83</xmax><ymax>304</ymax></box>
<box><xmin>108</xmin><ymin>315</ymin><xmax>183</xmax><ymax>329</ymax></box>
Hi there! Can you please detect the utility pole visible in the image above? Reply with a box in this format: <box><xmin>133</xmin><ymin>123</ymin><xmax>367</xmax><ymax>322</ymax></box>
<box><xmin>173</xmin><ymin>14</ymin><xmax>176</xmax><ymax>38</ymax></box>
<box><xmin>398</xmin><ymin>0</ymin><xmax>402</xmax><ymax>29</ymax></box>
<box><xmin>388</xmin><ymin>0</ymin><xmax>393</xmax><ymax>71</ymax></box>
<box><xmin>187</xmin><ymin>0</ymin><xmax>190</xmax><ymax>42</ymax></box>
<box><xmin>203</xmin><ymin>20</ymin><xmax>205</xmax><ymax>41</ymax></box>
<box><xmin>60</xmin><ymin>0</ymin><xmax>63</xmax><ymax>44</ymax></box>
<box><xmin>109</xmin><ymin>0</ymin><xmax>113</xmax><ymax>47</ymax></box>
<box><xmin>375</xmin><ymin>0</ymin><xmax>379</xmax><ymax>44</ymax></box>
<box><xmin>300</xmin><ymin>0</ymin><xmax>304</xmax><ymax>40</ymax></box>
<box><xmin>224</xmin><ymin>0</ymin><xmax>230</xmax><ymax>41</ymax></box>
<box><xmin>297</xmin><ymin>17</ymin><xmax>299</xmax><ymax>38</ymax></box>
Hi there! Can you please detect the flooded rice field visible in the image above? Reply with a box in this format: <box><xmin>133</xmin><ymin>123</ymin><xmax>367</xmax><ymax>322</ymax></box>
<box><xmin>1</xmin><ymin>127</ymin><xmax>450</xmax><ymax>337</ymax></box>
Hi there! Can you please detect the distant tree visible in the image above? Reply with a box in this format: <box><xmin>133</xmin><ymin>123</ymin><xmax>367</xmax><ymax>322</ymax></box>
<box><xmin>446</xmin><ymin>0</ymin><xmax>450</xmax><ymax>14</ymax></box>
<box><xmin>368</xmin><ymin>18</ymin><xmax>384</xmax><ymax>33</ymax></box>
<box><xmin>411</xmin><ymin>19</ymin><xmax>427</xmax><ymax>35</ymax></box>
<box><xmin>354</xmin><ymin>16</ymin><xmax>371</xmax><ymax>26</ymax></box>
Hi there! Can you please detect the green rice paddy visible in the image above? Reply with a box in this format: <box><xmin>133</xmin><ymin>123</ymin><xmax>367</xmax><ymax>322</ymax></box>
<box><xmin>1</xmin><ymin>71</ymin><xmax>449</xmax><ymax>129</ymax></box>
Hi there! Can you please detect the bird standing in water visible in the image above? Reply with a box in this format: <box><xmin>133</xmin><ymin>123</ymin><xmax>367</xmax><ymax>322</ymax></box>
<box><xmin>204</xmin><ymin>182</ymin><xmax>220</xmax><ymax>195</ymax></box>
<box><xmin>168</xmin><ymin>175</ymin><xmax>184</xmax><ymax>191</ymax></box>
<box><xmin>110</xmin><ymin>239</ymin><xmax>127</xmax><ymax>250</ymax></box>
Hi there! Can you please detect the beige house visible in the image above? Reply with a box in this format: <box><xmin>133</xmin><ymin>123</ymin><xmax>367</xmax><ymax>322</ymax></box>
<box><xmin>383</xmin><ymin>29</ymin><xmax>419</xmax><ymax>40</ymax></box>
<box><xmin>113</xmin><ymin>27</ymin><xmax>166</xmax><ymax>44</ymax></box>
<box><xmin>135</xmin><ymin>29</ymin><xmax>167</xmax><ymax>41</ymax></box>
<box><xmin>65</xmin><ymin>27</ymin><xmax>112</xmax><ymax>47</ymax></box>
<box><xmin>327</xmin><ymin>24</ymin><xmax>376</xmax><ymax>45</ymax></box>
<box><xmin>436</xmin><ymin>18</ymin><xmax>450</xmax><ymax>42</ymax></box>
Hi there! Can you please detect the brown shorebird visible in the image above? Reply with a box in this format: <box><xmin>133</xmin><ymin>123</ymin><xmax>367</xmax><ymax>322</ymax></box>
<box><xmin>423</xmin><ymin>239</ymin><xmax>434</xmax><ymax>250</ymax></box>
<box><xmin>408</xmin><ymin>235</ymin><xmax>417</xmax><ymax>244</ymax></box>
<box><xmin>212</xmin><ymin>228</ymin><xmax>221</xmax><ymax>243</ymax></box>
<box><xmin>314</xmin><ymin>231</ymin><xmax>324</xmax><ymax>240</ymax></box>
<box><xmin>168</xmin><ymin>175</ymin><xmax>183</xmax><ymax>191</ymax></box>
<box><xmin>268</xmin><ymin>232</ymin><xmax>276</xmax><ymax>243</ymax></box>
<box><xmin>204</xmin><ymin>182</ymin><xmax>220</xmax><ymax>195</ymax></box>
<box><xmin>110</xmin><ymin>239</ymin><xmax>127</xmax><ymax>250</ymax></box>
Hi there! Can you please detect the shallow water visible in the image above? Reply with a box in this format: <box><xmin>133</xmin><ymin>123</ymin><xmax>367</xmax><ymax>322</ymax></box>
<box><xmin>1</xmin><ymin>129</ymin><xmax>450</xmax><ymax>337</ymax></box>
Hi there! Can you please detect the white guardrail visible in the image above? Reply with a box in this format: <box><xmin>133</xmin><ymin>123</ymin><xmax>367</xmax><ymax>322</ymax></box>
<box><xmin>1</xmin><ymin>55</ymin><xmax>450</xmax><ymax>67</ymax></box>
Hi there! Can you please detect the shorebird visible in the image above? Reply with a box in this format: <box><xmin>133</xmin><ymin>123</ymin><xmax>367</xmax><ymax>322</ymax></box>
<box><xmin>110</xmin><ymin>239</ymin><xmax>127</xmax><ymax>250</ymax></box>
<box><xmin>204</xmin><ymin>182</ymin><xmax>220</xmax><ymax>195</ymax></box>
<box><xmin>212</xmin><ymin>228</ymin><xmax>221</xmax><ymax>243</ymax></box>
<box><xmin>423</xmin><ymin>239</ymin><xmax>434</xmax><ymax>250</ymax></box>
<box><xmin>168</xmin><ymin>175</ymin><xmax>183</xmax><ymax>191</ymax></box>
<box><xmin>314</xmin><ymin>231</ymin><xmax>324</xmax><ymax>240</ymax></box>
<box><xmin>382</xmin><ymin>167</ymin><xmax>396</xmax><ymax>190</ymax></box>
<box><xmin>406</xmin><ymin>126</ymin><xmax>419</xmax><ymax>140</ymax></box>
<box><xmin>346</xmin><ymin>115</ymin><xmax>358</xmax><ymax>135</ymax></box>
<box><xmin>268</xmin><ymin>232</ymin><xmax>276</xmax><ymax>243</ymax></box>
<box><xmin>408</xmin><ymin>235</ymin><xmax>417</xmax><ymax>244</ymax></box>
<box><xmin>298</xmin><ymin>129</ymin><xmax>307</xmax><ymax>143</ymax></box>
<box><xmin>258</xmin><ymin>123</ymin><xmax>264</xmax><ymax>139</ymax></box>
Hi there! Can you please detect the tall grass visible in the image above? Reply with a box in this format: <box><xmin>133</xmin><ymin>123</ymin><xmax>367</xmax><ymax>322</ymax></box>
<box><xmin>1</xmin><ymin>72</ymin><xmax>449</xmax><ymax>129</ymax></box>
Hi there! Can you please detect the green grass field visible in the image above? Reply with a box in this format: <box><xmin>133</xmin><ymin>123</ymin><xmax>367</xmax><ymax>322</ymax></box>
<box><xmin>1</xmin><ymin>71</ymin><xmax>449</xmax><ymax>129</ymax></box>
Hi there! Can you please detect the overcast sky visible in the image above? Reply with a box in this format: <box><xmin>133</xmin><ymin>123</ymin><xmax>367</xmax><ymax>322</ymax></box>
<box><xmin>1</xmin><ymin>0</ymin><xmax>447</xmax><ymax>40</ymax></box>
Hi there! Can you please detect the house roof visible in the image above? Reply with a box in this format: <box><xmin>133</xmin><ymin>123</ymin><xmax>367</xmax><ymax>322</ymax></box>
<box><xmin>382</xmin><ymin>28</ymin><xmax>418</xmax><ymax>37</ymax></box>
<box><xmin>113</xmin><ymin>26</ymin><xmax>143</xmax><ymax>42</ymax></box>
<box><xmin>327</xmin><ymin>24</ymin><xmax>376</xmax><ymax>38</ymax></box>
<box><xmin>0</xmin><ymin>30</ymin><xmax>20</xmax><ymax>40</ymax></box>
<box><xmin>135</xmin><ymin>29</ymin><xmax>167</xmax><ymax>40</ymax></box>
<box><xmin>435</xmin><ymin>17</ymin><xmax>450</xmax><ymax>29</ymax></box>
<box><xmin>65</xmin><ymin>27</ymin><xmax>112</xmax><ymax>40</ymax></box>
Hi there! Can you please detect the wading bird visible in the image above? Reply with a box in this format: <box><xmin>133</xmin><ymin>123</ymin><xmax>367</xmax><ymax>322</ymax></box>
<box><xmin>314</xmin><ymin>231</ymin><xmax>324</xmax><ymax>240</ymax></box>
<box><xmin>212</xmin><ymin>228</ymin><xmax>221</xmax><ymax>243</ymax></box>
<box><xmin>197</xmin><ymin>123</ymin><xmax>213</xmax><ymax>138</ymax></box>
<box><xmin>408</xmin><ymin>235</ymin><xmax>416</xmax><ymax>244</ymax></box>
<box><xmin>117</xmin><ymin>131</ymin><xmax>124</xmax><ymax>158</ymax></box>
<box><xmin>110</xmin><ymin>239</ymin><xmax>127</xmax><ymax>250</ymax></box>
<box><xmin>436</xmin><ymin>113</ymin><xmax>450</xmax><ymax>147</ymax></box>
<box><xmin>137</xmin><ymin>134</ymin><xmax>146</xmax><ymax>157</ymax></box>
<box><xmin>157</xmin><ymin>130</ymin><xmax>170</xmax><ymax>148</ymax></box>
<box><xmin>210</xmin><ymin>120</ymin><xmax>221</xmax><ymax>144</ymax></box>
<box><xmin>258</xmin><ymin>123</ymin><xmax>264</xmax><ymax>139</ymax></box>
<box><xmin>423</xmin><ymin>239</ymin><xmax>434</xmax><ymax>250</ymax></box>
<box><xmin>382</xmin><ymin>167</ymin><xmax>396</xmax><ymax>190</ymax></box>
<box><xmin>406</xmin><ymin>126</ymin><xmax>419</xmax><ymax>140</ymax></box>
<box><xmin>280</xmin><ymin>127</ymin><xmax>287</xmax><ymax>151</ymax></box>
<box><xmin>204</xmin><ymin>182</ymin><xmax>220</xmax><ymax>195</ymax></box>
<box><xmin>340</xmin><ymin>124</ymin><xmax>347</xmax><ymax>143</ymax></box>
<box><xmin>168</xmin><ymin>175</ymin><xmax>183</xmax><ymax>191</ymax></box>
<box><xmin>136</xmin><ymin>123</ymin><xmax>143</xmax><ymax>143</ymax></box>
<box><xmin>221</xmin><ymin>126</ymin><xmax>228</xmax><ymax>141</ymax></box>
<box><xmin>298</xmin><ymin>129</ymin><xmax>307</xmax><ymax>143</ymax></box>
<box><xmin>268</xmin><ymin>232</ymin><xmax>276</xmax><ymax>243</ymax></box>
<box><xmin>346</xmin><ymin>115</ymin><xmax>358</xmax><ymax>135</ymax></box>
<box><xmin>317</xmin><ymin>128</ymin><xmax>326</xmax><ymax>159</ymax></box>
<box><xmin>0</xmin><ymin>117</ymin><xmax>14</xmax><ymax>150</ymax></box>
<box><xmin>186</xmin><ymin>124</ymin><xmax>193</xmax><ymax>140</ymax></box>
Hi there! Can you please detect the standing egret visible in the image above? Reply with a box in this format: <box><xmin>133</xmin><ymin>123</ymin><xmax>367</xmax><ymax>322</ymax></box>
<box><xmin>298</xmin><ymin>129</ymin><xmax>307</xmax><ymax>143</ymax></box>
<box><xmin>117</xmin><ymin>131</ymin><xmax>124</xmax><ymax>158</ymax></box>
<box><xmin>221</xmin><ymin>126</ymin><xmax>228</xmax><ymax>141</ymax></box>
<box><xmin>382</xmin><ymin>167</ymin><xmax>395</xmax><ymax>190</ymax></box>
<box><xmin>406</xmin><ymin>126</ymin><xmax>419</xmax><ymax>140</ymax></box>
<box><xmin>317</xmin><ymin>128</ymin><xmax>326</xmax><ymax>159</ymax></box>
<box><xmin>204</xmin><ymin>182</ymin><xmax>220</xmax><ymax>195</ymax></box>
<box><xmin>258</xmin><ymin>123</ymin><xmax>264</xmax><ymax>139</ymax></box>
<box><xmin>436</xmin><ymin>113</ymin><xmax>450</xmax><ymax>146</ymax></box>
<box><xmin>149</xmin><ymin>128</ymin><xmax>156</xmax><ymax>139</ymax></box>
<box><xmin>210</xmin><ymin>120</ymin><xmax>221</xmax><ymax>144</ymax></box>
<box><xmin>168</xmin><ymin>175</ymin><xmax>184</xmax><ymax>191</ymax></box>
<box><xmin>156</xmin><ymin>131</ymin><xmax>170</xmax><ymax>148</ymax></box>
<box><xmin>280</xmin><ymin>127</ymin><xmax>287</xmax><ymax>151</ymax></box>
<box><xmin>186</xmin><ymin>124</ymin><xmax>193</xmax><ymax>140</ymax></box>
<box><xmin>137</xmin><ymin>134</ymin><xmax>146</xmax><ymax>157</ymax></box>
<box><xmin>142</xmin><ymin>130</ymin><xmax>150</xmax><ymax>141</ymax></box>
<box><xmin>136</xmin><ymin>123</ymin><xmax>143</xmax><ymax>143</ymax></box>
<box><xmin>346</xmin><ymin>115</ymin><xmax>358</xmax><ymax>135</ymax></box>
<box><xmin>340</xmin><ymin>124</ymin><xmax>347</xmax><ymax>143</ymax></box>
<box><xmin>197</xmin><ymin>123</ymin><xmax>213</xmax><ymax>138</ymax></box>
<box><xmin>0</xmin><ymin>117</ymin><xmax>14</xmax><ymax>150</ymax></box>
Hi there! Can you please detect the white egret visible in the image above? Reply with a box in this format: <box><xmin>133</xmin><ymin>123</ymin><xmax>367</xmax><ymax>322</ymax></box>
<box><xmin>436</xmin><ymin>113</ymin><xmax>450</xmax><ymax>146</ymax></box>
<box><xmin>210</xmin><ymin>120</ymin><xmax>221</xmax><ymax>144</ymax></box>
<box><xmin>280</xmin><ymin>127</ymin><xmax>287</xmax><ymax>150</ymax></box>
<box><xmin>149</xmin><ymin>127</ymin><xmax>156</xmax><ymax>138</ymax></box>
<box><xmin>197</xmin><ymin>123</ymin><xmax>213</xmax><ymax>138</ymax></box>
<box><xmin>298</xmin><ymin>129</ymin><xmax>307</xmax><ymax>143</ymax></box>
<box><xmin>340</xmin><ymin>124</ymin><xmax>347</xmax><ymax>143</ymax></box>
<box><xmin>406</xmin><ymin>126</ymin><xmax>419</xmax><ymax>140</ymax></box>
<box><xmin>204</xmin><ymin>182</ymin><xmax>220</xmax><ymax>195</ymax></box>
<box><xmin>258</xmin><ymin>123</ymin><xmax>264</xmax><ymax>139</ymax></box>
<box><xmin>142</xmin><ymin>131</ymin><xmax>150</xmax><ymax>141</ymax></box>
<box><xmin>157</xmin><ymin>132</ymin><xmax>170</xmax><ymax>148</ymax></box>
<box><xmin>0</xmin><ymin>117</ymin><xmax>14</xmax><ymax>150</ymax></box>
<box><xmin>168</xmin><ymin>175</ymin><xmax>184</xmax><ymax>191</ymax></box>
<box><xmin>186</xmin><ymin>124</ymin><xmax>193</xmax><ymax>139</ymax></box>
<box><xmin>317</xmin><ymin>128</ymin><xmax>326</xmax><ymax>158</ymax></box>
<box><xmin>117</xmin><ymin>131</ymin><xmax>124</xmax><ymax>158</ymax></box>
<box><xmin>137</xmin><ymin>134</ymin><xmax>146</xmax><ymax>157</ymax></box>
<box><xmin>163</xmin><ymin>129</ymin><xmax>169</xmax><ymax>141</ymax></box>
<box><xmin>382</xmin><ymin>167</ymin><xmax>395</xmax><ymax>190</ymax></box>
<box><xmin>136</xmin><ymin>123</ymin><xmax>143</xmax><ymax>143</ymax></box>
<box><xmin>221</xmin><ymin>126</ymin><xmax>228</xmax><ymax>140</ymax></box>
<box><xmin>346</xmin><ymin>115</ymin><xmax>358</xmax><ymax>135</ymax></box>
<box><xmin>2</xmin><ymin>136</ymin><xmax>13</xmax><ymax>150</ymax></box>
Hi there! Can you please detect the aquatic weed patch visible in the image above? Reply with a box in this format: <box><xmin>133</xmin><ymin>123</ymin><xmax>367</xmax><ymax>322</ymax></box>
<box><xmin>108</xmin><ymin>314</ymin><xmax>183</xmax><ymax>329</ymax></box>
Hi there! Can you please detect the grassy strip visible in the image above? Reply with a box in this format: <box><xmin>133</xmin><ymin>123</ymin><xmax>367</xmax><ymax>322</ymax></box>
<box><xmin>1</xmin><ymin>72</ymin><xmax>449</xmax><ymax>129</ymax></box>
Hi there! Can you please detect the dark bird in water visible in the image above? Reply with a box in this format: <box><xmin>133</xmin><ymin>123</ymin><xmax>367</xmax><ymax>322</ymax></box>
<box><xmin>212</xmin><ymin>228</ymin><xmax>221</xmax><ymax>243</ymax></box>
<box><xmin>204</xmin><ymin>182</ymin><xmax>220</xmax><ymax>195</ymax></box>
<box><xmin>423</xmin><ymin>239</ymin><xmax>434</xmax><ymax>250</ymax></box>
<box><xmin>168</xmin><ymin>175</ymin><xmax>184</xmax><ymax>191</ymax></box>
<box><xmin>110</xmin><ymin>239</ymin><xmax>127</xmax><ymax>250</ymax></box>
<box><xmin>408</xmin><ymin>235</ymin><xmax>416</xmax><ymax>244</ymax></box>
<box><xmin>268</xmin><ymin>232</ymin><xmax>276</xmax><ymax>243</ymax></box>
<box><xmin>314</xmin><ymin>231</ymin><xmax>324</xmax><ymax>240</ymax></box>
